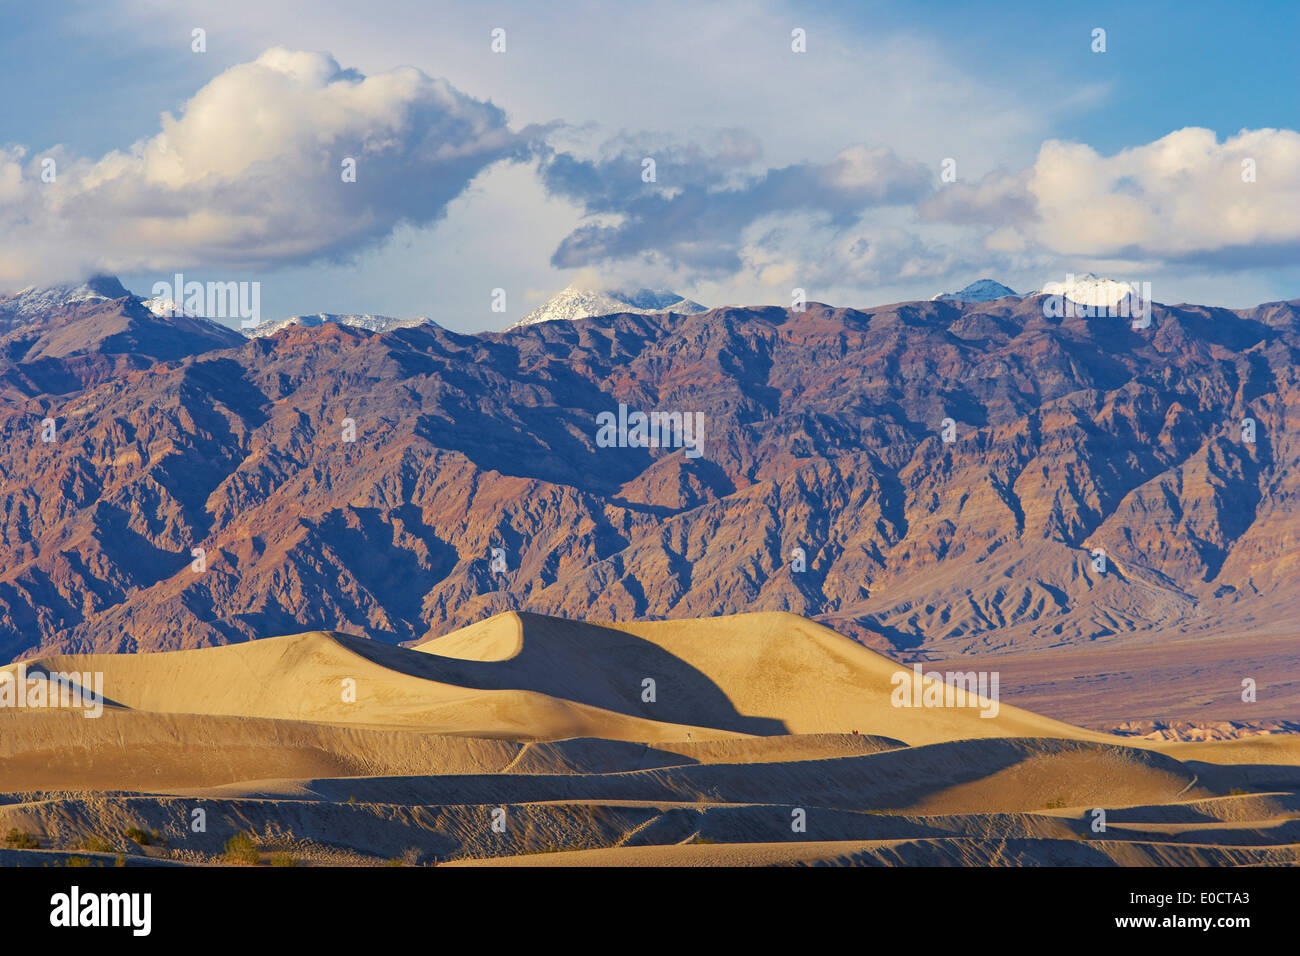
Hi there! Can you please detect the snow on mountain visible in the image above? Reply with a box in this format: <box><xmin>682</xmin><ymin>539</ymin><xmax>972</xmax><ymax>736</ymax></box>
<box><xmin>1039</xmin><ymin>273</ymin><xmax>1140</xmax><ymax>308</ymax></box>
<box><xmin>511</xmin><ymin>287</ymin><xmax>707</xmax><ymax>329</ymax></box>
<box><xmin>142</xmin><ymin>295</ymin><xmax>193</xmax><ymax>318</ymax></box>
<box><xmin>0</xmin><ymin>276</ymin><xmax>392</xmax><ymax>339</ymax></box>
<box><xmin>932</xmin><ymin>279</ymin><xmax>1021</xmax><ymax>303</ymax></box>
<box><xmin>0</xmin><ymin>275</ymin><xmax>131</xmax><ymax>327</ymax></box>
<box><xmin>242</xmin><ymin>312</ymin><xmax>434</xmax><ymax>338</ymax></box>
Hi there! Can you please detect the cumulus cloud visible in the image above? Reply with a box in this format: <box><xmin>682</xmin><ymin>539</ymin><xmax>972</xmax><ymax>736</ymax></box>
<box><xmin>925</xmin><ymin>128</ymin><xmax>1300</xmax><ymax>268</ymax></box>
<box><xmin>730</xmin><ymin>210</ymin><xmax>1002</xmax><ymax>296</ymax></box>
<box><xmin>539</xmin><ymin>139</ymin><xmax>933</xmax><ymax>275</ymax></box>
<box><xmin>921</xmin><ymin>167</ymin><xmax>1037</xmax><ymax>227</ymax></box>
<box><xmin>0</xmin><ymin>48</ymin><xmax>536</xmax><ymax>286</ymax></box>
<box><xmin>5</xmin><ymin>37</ymin><xmax>1296</xmax><ymax>313</ymax></box>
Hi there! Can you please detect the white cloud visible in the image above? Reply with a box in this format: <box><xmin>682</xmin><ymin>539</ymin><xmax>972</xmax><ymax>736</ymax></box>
<box><xmin>540</xmin><ymin>141</ymin><xmax>933</xmax><ymax>274</ymax></box>
<box><xmin>737</xmin><ymin>213</ymin><xmax>986</xmax><ymax>294</ymax></box>
<box><xmin>9</xmin><ymin>2</ymin><xmax>1299</xmax><ymax>315</ymax></box>
<box><xmin>25</xmin><ymin>0</ymin><xmax>1114</xmax><ymax>315</ymax></box>
<box><xmin>0</xmin><ymin>48</ymin><xmax>533</xmax><ymax>286</ymax></box>
<box><xmin>111</xmin><ymin>0</ymin><xmax>1048</xmax><ymax>174</ymax></box>
<box><xmin>928</xmin><ymin>128</ymin><xmax>1300</xmax><ymax>267</ymax></box>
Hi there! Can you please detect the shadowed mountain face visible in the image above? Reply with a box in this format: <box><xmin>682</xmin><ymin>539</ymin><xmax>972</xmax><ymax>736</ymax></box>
<box><xmin>0</xmin><ymin>291</ymin><xmax>1297</xmax><ymax>661</ymax></box>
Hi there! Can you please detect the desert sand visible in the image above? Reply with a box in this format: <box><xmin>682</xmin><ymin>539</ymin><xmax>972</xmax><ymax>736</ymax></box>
<box><xmin>2</xmin><ymin>611</ymin><xmax>1297</xmax><ymax>866</ymax></box>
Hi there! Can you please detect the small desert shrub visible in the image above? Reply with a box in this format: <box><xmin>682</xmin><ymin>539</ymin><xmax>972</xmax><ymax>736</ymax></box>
<box><xmin>269</xmin><ymin>852</ymin><xmax>298</xmax><ymax>867</ymax></box>
<box><xmin>66</xmin><ymin>856</ymin><xmax>93</xmax><ymax>867</ymax></box>
<box><xmin>384</xmin><ymin>847</ymin><xmax>421</xmax><ymax>866</ymax></box>
<box><xmin>81</xmin><ymin>835</ymin><xmax>114</xmax><ymax>854</ymax></box>
<box><xmin>689</xmin><ymin>835</ymin><xmax>716</xmax><ymax>845</ymax></box>
<box><xmin>4</xmin><ymin>828</ymin><xmax>40</xmax><ymax>849</ymax></box>
<box><xmin>1229</xmin><ymin>787</ymin><xmax>1249</xmax><ymax>796</ymax></box>
<box><xmin>124</xmin><ymin>828</ymin><xmax>151</xmax><ymax>846</ymax></box>
<box><xmin>114</xmin><ymin>854</ymin><xmax>126</xmax><ymax>868</ymax></box>
<box><xmin>1043</xmin><ymin>797</ymin><xmax>1067</xmax><ymax>810</ymax></box>
<box><xmin>223</xmin><ymin>833</ymin><xmax>260</xmax><ymax>865</ymax></box>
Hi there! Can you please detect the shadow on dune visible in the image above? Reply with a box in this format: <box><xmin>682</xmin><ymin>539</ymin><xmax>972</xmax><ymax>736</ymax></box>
<box><xmin>333</xmin><ymin>613</ymin><xmax>788</xmax><ymax>736</ymax></box>
<box><xmin>284</xmin><ymin>736</ymin><xmax>1191</xmax><ymax>814</ymax></box>
<box><xmin>1183</xmin><ymin>760</ymin><xmax>1300</xmax><ymax>793</ymax></box>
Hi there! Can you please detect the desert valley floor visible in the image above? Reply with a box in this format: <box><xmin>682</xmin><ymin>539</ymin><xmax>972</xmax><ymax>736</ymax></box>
<box><xmin>2</xmin><ymin>611</ymin><xmax>1298</xmax><ymax>866</ymax></box>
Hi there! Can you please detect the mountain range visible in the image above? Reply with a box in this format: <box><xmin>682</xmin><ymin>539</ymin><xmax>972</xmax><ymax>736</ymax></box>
<box><xmin>0</xmin><ymin>277</ymin><xmax>1296</xmax><ymax>666</ymax></box>
<box><xmin>244</xmin><ymin>312</ymin><xmax>434</xmax><ymax>337</ymax></box>
<box><xmin>512</xmin><ymin>287</ymin><xmax>707</xmax><ymax>328</ymax></box>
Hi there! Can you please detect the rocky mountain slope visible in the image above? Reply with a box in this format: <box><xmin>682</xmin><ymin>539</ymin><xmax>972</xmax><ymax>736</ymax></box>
<box><xmin>0</xmin><ymin>285</ymin><xmax>1296</xmax><ymax>661</ymax></box>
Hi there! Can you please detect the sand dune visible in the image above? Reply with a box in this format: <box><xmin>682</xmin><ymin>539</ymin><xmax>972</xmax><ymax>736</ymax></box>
<box><xmin>4</xmin><ymin>627</ymin><xmax>740</xmax><ymax>743</ymax></box>
<box><xmin>414</xmin><ymin>611</ymin><xmax>1115</xmax><ymax>746</ymax></box>
<box><xmin>8</xmin><ymin>611</ymin><xmax>1111</xmax><ymax>745</ymax></box>
<box><xmin>2</xmin><ymin>611</ymin><xmax>1297</xmax><ymax>867</ymax></box>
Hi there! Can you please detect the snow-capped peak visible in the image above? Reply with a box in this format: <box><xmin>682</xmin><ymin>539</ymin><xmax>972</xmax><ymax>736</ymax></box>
<box><xmin>932</xmin><ymin>279</ymin><xmax>1021</xmax><ymax>303</ymax></box>
<box><xmin>242</xmin><ymin>312</ymin><xmax>434</xmax><ymax>338</ymax></box>
<box><xmin>510</xmin><ymin>287</ymin><xmax>707</xmax><ymax>329</ymax></box>
<box><xmin>142</xmin><ymin>295</ymin><xmax>193</xmax><ymax>318</ymax></box>
<box><xmin>0</xmin><ymin>275</ymin><xmax>131</xmax><ymax>326</ymax></box>
<box><xmin>1040</xmin><ymin>273</ymin><xmax>1139</xmax><ymax>308</ymax></box>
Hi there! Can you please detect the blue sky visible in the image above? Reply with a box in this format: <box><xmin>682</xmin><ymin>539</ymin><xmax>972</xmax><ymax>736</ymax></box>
<box><xmin>2</xmin><ymin>0</ymin><xmax>1297</xmax><ymax>329</ymax></box>
<box><xmin>843</xmin><ymin>0</ymin><xmax>1298</xmax><ymax>152</ymax></box>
